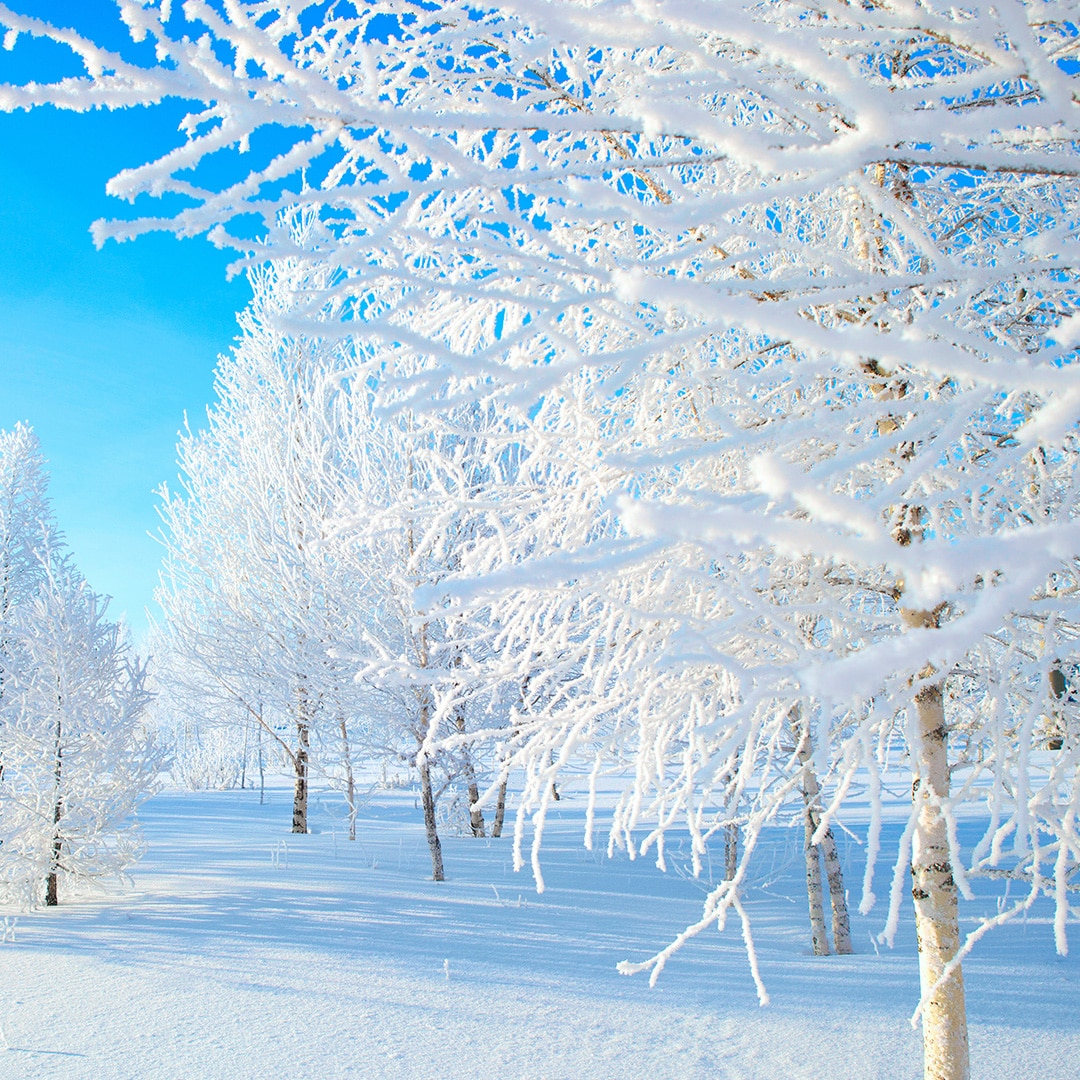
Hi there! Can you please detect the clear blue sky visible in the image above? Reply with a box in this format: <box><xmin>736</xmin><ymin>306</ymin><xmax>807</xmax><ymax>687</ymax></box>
<box><xmin>0</xmin><ymin>1</ymin><xmax>251</xmax><ymax>643</ymax></box>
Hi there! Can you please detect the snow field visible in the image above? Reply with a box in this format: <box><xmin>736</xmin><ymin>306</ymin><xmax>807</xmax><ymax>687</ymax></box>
<box><xmin>1</xmin><ymin>782</ymin><xmax>1077</xmax><ymax>1079</ymax></box>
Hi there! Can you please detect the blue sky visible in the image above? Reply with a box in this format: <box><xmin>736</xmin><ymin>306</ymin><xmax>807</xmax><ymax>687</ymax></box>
<box><xmin>0</xmin><ymin>2</ymin><xmax>251</xmax><ymax>643</ymax></box>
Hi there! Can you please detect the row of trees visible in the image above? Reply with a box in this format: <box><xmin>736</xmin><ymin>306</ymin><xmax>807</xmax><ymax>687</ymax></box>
<box><xmin>4</xmin><ymin>3</ymin><xmax>1079</xmax><ymax>1078</ymax></box>
<box><xmin>153</xmin><ymin>247</ymin><xmax>516</xmax><ymax>870</ymax></box>
<box><xmin>0</xmin><ymin>424</ymin><xmax>155</xmax><ymax>908</ymax></box>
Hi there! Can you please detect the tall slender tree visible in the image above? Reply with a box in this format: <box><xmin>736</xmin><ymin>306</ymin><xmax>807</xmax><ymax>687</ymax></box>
<box><xmin>155</xmin><ymin>257</ymin><xmax>365</xmax><ymax>834</ymax></box>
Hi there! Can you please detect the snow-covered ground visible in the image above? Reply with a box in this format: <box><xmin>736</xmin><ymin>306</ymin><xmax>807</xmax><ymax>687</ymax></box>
<box><xmin>1</xmin><ymin>781</ymin><xmax>1076</xmax><ymax>1079</ymax></box>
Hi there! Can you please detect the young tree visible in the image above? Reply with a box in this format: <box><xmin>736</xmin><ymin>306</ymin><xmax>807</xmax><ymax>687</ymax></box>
<box><xmin>0</xmin><ymin>427</ymin><xmax>156</xmax><ymax>908</ymax></box>
<box><xmin>155</xmin><ymin>257</ymin><xmax>367</xmax><ymax>835</ymax></box>
<box><xmin>0</xmin><ymin>422</ymin><xmax>57</xmax><ymax>800</ymax></box>
<box><xmin>321</xmin><ymin>347</ymin><xmax>525</xmax><ymax>878</ymax></box>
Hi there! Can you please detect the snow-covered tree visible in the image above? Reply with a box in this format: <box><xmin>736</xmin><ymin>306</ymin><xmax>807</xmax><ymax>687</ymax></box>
<box><xmin>155</xmin><ymin>256</ymin><xmax>369</xmax><ymax>835</ymax></box>
<box><xmin>0</xmin><ymin>427</ymin><xmax>156</xmax><ymax>908</ymax></box>
<box><xmin>155</xmin><ymin>246</ymin><xmax>519</xmax><ymax>873</ymax></box>
<box><xmin>0</xmin><ymin>423</ymin><xmax>55</xmax><ymax>621</ymax></box>
<box><xmin>317</xmin><ymin>335</ymin><xmax>531</xmax><ymax>877</ymax></box>
<box><xmin>147</xmin><ymin>638</ymin><xmax>263</xmax><ymax>794</ymax></box>
<box><xmin>0</xmin><ymin>423</ymin><xmax>58</xmax><ymax>736</ymax></box>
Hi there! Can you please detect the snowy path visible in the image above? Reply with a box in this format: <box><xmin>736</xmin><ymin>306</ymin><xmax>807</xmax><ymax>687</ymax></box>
<box><xmin>1</xmin><ymin>785</ymin><xmax>1077</xmax><ymax>1079</ymax></box>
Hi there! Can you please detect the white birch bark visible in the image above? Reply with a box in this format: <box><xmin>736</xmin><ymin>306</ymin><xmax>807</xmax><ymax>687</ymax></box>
<box><xmin>820</xmin><ymin>825</ymin><xmax>853</xmax><ymax>956</ymax></box>
<box><xmin>492</xmin><ymin>771</ymin><xmax>509</xmax><ymax>838</ymax></box>
<box><xmin>291</xmin><ymin>687</ymin><xmax>311</xmax><ymax>834</ymax></box>
<box><xmin>412</xmin><ymin>610</ymin><xmax>446</xmax><ymax>880</ymax></box>
<box><xmin>792</xmin><ymin>705</ymin><xmax>854</xmax><ymax>955</ymax></box>
<box><xmin>418</xmin><ymin>707</ymin><xmax>446</xmax><ymax>882</ymax></box>
<box><xmin>462</xmin><ymin>752</ymin><xmax>485</xmax><ymax>837</ymax></box>
<box><xmin>793</xmin><ymin>716</ymin><xmax>829</xmax><ymax>956</ymax></box>
<box><xmin>801</xmin><ymin>798</ymin><xmax>830</xmax><ymax>956</ymax></box>
<box><xmin>452</xmin><ymin>655</ymin><xmax>485</xmax><ymax>837</ymax></box>
<box><xmin>724</xmin><ymin>822</ymin><xmax>738</xmax><ymax>883</ymax></box>
<box><xmin>45</xmin><ymin>706</ymin><xmax>62</xmax><ymax>907</ymax></box>
<box><xmin>339</xmin><ymin>714</ymin><xmax>357</xmax><ymax>842</ymax></box>
<box><xmin>904</xmin><ymin>609</ymin><xmax>970</xmax><ymax>1080</ymax></box>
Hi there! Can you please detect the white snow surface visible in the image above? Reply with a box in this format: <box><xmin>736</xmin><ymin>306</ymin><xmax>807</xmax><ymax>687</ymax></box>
<box><xmin>1</xmin><ymin>782</ymin><xmax>1077</xmax><ymax>1080</ymax></box>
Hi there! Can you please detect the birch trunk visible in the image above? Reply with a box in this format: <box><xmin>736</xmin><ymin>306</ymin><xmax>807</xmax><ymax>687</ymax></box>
<box><xmin>46</xmin><ymin>710</ymin><xmax>62</xmax><ymax>906</ymax></box>
<box><xmin>239</xmin><ymin>718</ymin><xmax>249</xmax><ymax>790</ymax></box>
<box><xmin>792</xmin><ymin>713</ymin><xmax>829</xmax><ymax>955</ymax></box>
<box><xmin>724</xmin><ymin>822</ymin><xmax>738</xmax><ymax>882</ymax></box>
<box><xmin>256</xmin><ymin>714</ymin><xmax>265</xmax><ymax>806</ymax></box>
<box><xmin>407</xmin><ymin>462</ymin><xmax>445</xmax><ymax>877</ymax></box>
<box><xmin>288</xmin><ymin>392</ymin><xmax>316</xmax><ymax>837</ymax></box>
<box><xmin>453</xmin><ymin>708</ymin><xmax>485</xmax><ymax>837</ymax></box>
<box><xmin>419</xmin><ymin>752</ymin><xmax>445</xmax><ymax>881</ymax></box>
<box><xmin>820</xmin><ymin>825</ymin><xmax>853</xmax><ymax>955</ymax></box>
<box><xmin>862</xmin><ymin>322</ymin><xmax>966</xmax><ymax>1072</ymax></box>
<box><xmin>449</xmin><ymin>650</ymin><xmax>485</xmax><ymax>837</ymax></box>
<box><xmin>791</xmin><ymin>705</ymin><xmax>854</xmax><ymax>954</ymax></box>
<box><xmin>904</xmin><ymin>610</ymin><xmax>969</xmax><ymax>1080</ymax></box>
<box><xmin>801</xmin><ymin>801</ymin><xmax>830</xmax><ymax>956</ymax></box>
<box><xmin>412</xmin><ymin>612</ymin><xmax>445</xmax><ymax>879</ymax></box>
<box><xmin>800</xmin><ymin>763</ymin><xmax>854</xmax><ymax>955</ymax></box>
<box><xmin>292</xmin><ymin>699</ymin><xmax>310</xmax><ymax>834</ymax></box>
<box><xmin>492</xmin><ymin>772</ymin><xmax>509</xmax><ymax>838</ymax></box>
<box><xmin>339</xmin><ymin>714</ymin><xmax>357</xmax><ymax>841</ymax></box>
<box><xmin>465</xmin><ymin>768</ymin><xmax>485</xmax><ymax>837</ymax></box>
<box><xmin>492</xmin><ymin>717</ymin><xmax>520</xmax><ymax>838</ymax></box>
<box><xmin>911</xmin><ymin>679</ymin><xmax>970</xmax><ymax>1080</ymax></box>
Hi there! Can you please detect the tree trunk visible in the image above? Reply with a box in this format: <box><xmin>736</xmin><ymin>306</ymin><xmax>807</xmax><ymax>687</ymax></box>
<box><xmin>292</xmin><ymin>714</ymin><xmax>310</xmax><ymax>834</ymax></box>
<box><xmin>46</xmin><ymin>713</ymin><xmax>62</xmax><ymax>906</ymax></box>
<box><xmin>548</xmin><ymin>748</ymin><xmax>560</xmax><ymax>802</ymax></box>
<box><xmin>795</xmin><ymin>724</ymin><xmax>829</xmax><ymax>955</ymax></box>
<box><xmin>410</xmin><ymin>604</ymin><xmax>444</xmax><ymax>877</ymax></box>
<box><xmin>256</xmin><ymin>717</ymin><xmax>265</xmax><ymax>806</ymax></box>
<box><xmin>492</xmin><ymin>772</ymin><xmax>509</xmax><ymax>838</ymax></box>
<box><xmin>419</xmin><ymin>755</ymin><xmax>445</xmax><ymax>881</ymax></box>
<box><xmin>448</xmin><ymin>648</ymin><xmax>486</xmax><ymax>837</ymax></box>
<box><xmin>465</xmin><ymin>772</ymin><xmax>484</xmax><ymax>837</ymax></box>
<box><xmin>802</xmin><ymin>804</ymin><xmax>830</xmax><ymax>956</ymax></box>
<box><xmin>724</xmin><ymin>821</ymin><xmax>738</xmax><ymax>882</ymax></box>
<box><xmin>453</xmin><ymin>708</ymin><xmax>485</xmax><ymax>837</ymax></box>
<box><xmin>239</xmin><ymin>717</ymin><xmax>249</xmax><ymax>790</ymax></box>
<box><xmin>45</xmin><ymin>863</ymin><xmax>59</xmax><ymax>907</ymax></box>
<box><xmin>339</xmin><ymin>714</ymin><xmax>357</xmax><ymax>841</ymax></box>
<box><xmin>909</xmin><ymin>674</ymin><xmax>969</xmax><ymax>1080</ymax></box>
<box><xmin>853</xmin><ymin>185</ymin><xmax>964</xmax><ymax>1071</ymax></box>
<box><xmin>820</xmin><ymin>824</ymin><xmax>853</xmax><ymax>955</ymax></box>
<box><xmin>791</xmin><ymin>705</ymin><xmax>853</xmax><ymax>954</ymax></box>
<box><xmin>800</xmin><ymin>761</ymin><xmax>853</xmax><ymax>955</ymax></box>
